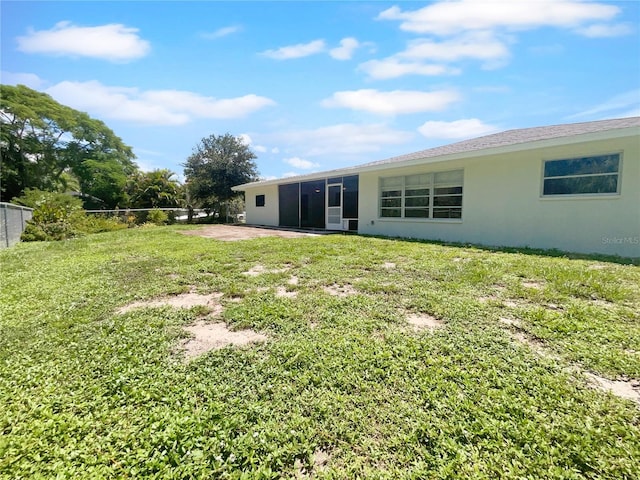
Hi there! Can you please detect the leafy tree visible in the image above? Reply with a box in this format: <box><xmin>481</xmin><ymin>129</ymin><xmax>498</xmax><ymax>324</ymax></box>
<box><xmin>183</xmin><ymin>133</ymin><xmax>258</xmax><ymax>220</ymax></box>
<box><xmin>127</xmin><ymin>169</ymin><xmax>183</xmax><ymax>209</ymax></box>
<box><xmin>0</xmin><ymin>84</ymin><xmax>137</xmax><ymax>206</ymax></box>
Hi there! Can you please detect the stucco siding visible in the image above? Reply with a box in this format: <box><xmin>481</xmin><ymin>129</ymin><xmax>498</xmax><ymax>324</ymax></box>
<box><xmin>244</xmin><ymin>184</ymin><xmax>279</xmax><ymax>226</ymax></box>
<box><xmin>358</xmin><ymin>135</ymin><xmax>639</xmax><ymax>257</ymax></box>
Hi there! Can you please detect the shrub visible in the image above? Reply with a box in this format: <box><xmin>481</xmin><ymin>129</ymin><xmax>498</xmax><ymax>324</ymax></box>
<box><xmin>147</xmin><ymin>209</ymin><xmax>168</xmax><ymax>226</ymax></box>
<box><xmin>15</xmin><ymin>190</ymin><xmax>84</xmax><ymax>242</ymax></box>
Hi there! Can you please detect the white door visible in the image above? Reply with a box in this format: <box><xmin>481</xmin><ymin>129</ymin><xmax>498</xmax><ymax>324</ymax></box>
<box><xmin>326</xmin><ymin>183</ymin><xmax>344</xmax><ymax>230</ymax></box>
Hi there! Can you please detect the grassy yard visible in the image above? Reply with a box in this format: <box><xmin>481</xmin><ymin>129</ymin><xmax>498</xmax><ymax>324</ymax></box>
<box><xmin>1</xmin><ymin>226</ymin><xmax>639</xmax><ymax>479</ymax></box>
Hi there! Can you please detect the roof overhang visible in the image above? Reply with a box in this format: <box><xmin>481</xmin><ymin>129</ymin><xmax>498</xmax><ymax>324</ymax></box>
<box><xmin>232</xmin><ymin>124</ymin><xmax>639</xmax><ymax>191</ymax></box>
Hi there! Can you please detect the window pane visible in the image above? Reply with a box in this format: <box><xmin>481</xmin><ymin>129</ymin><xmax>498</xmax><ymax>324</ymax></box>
<box><xmin>405</xmin><ymin>197</ymin><xmax>429</xmax><ymax>207</ymax></box>
<box><xmin>381</xmin><ymin>208</ymin><xmax>401</xmax><ymax>217</ymax></box>
<box><xmin>327</xmin><ymin>177</ymin><xmax>342</xmax><ymax>184</ymax></box>
<box><xmin>434</xmin><ymin>170</ymin><xmax>463</xmax><ymax>185</ymax></box>
<box><xmin>433</xmin><ymin>208</ymin><xmax>462</xmax><ymax>218</ymax></box>
<box><xmin>381</xmin><ymin>189</ymin><xmax>402</xmax><ymax>198</ymax></box>
<box><xmin>405</xmin><ymin>208</ymin><xmax>429</xmax><ymax>218</ymax></box>
<box><xmin>406</xmin><ymin>188</ymin><xmax>429</xmax><ymax>196</ymax></box>
<box><xmin>434</xmin><ymin>186</ymin><xmax>462</xmax><ymax>195</ymax></box>
<box><xmin>328</xmin><ymin>185</ymin><xmax>341</xmax><ymax>207</ymax></box>
<box><xmin>405</xmin><ymin>173</ymin><xmax>431</xmax><ymax>186</ymax></box>
<box><xmin>434</xmin><ymin>195</ymin><xmax>463</xmax><ymax>207</ymax></box>
<box><xmin>544</xmin><ymin>154</ymin><xmax>619</xmax><ymax>177</ymax></box>
<box><xmin>381</xmin><ymin>176</ymin><xmax>403</xmax><ymax>187</ymax></box>
<box><xmin>255</xmin><ymin>194</ymin><xmax>265</xmax><ymax>207</ymax></box>
<box><xmin>381</xmin><ymin>198</ymin><xmax>401</xmax><ymax>208</ymax></box>
<box><xmin>543</xmin><ymin>175</ymin><xmax>618</xmax><ymax>195</ymax></box>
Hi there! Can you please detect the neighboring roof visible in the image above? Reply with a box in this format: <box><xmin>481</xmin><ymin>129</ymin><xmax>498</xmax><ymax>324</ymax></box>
<box><xmin>234</xmin><ymin>116</ymin><xmax>639</xmax><ymax>190</ymax></box>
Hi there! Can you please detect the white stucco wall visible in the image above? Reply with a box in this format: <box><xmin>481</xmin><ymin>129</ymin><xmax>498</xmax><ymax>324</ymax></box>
<box><xmin>244</xmin><ymin>184</ymin><xmax>279</xmax><ymax>226</ymax></box>
<box><xmin>358</xmin><ymin>135</ymin><xmax>639</xmax><ymax>257</ymax></box>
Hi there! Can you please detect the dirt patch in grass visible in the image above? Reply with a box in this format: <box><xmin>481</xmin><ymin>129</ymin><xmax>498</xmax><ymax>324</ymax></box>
<box><xmin>179</xmin><ymin>225</ymin><xmax>321</xmax><ymax>241</ymax></box>
<box><xmin>584</xmin><ymin>373</ymin><xmax>640</xmax><ymax>405</ymax></box>
<box><xmin>243</xmin><ymin>264</ymin><xmax>289</xmax><ymax>276</ymax></box>
<box><xmin>288</xmin><ymin>276</ymin><xmax>299</xmax><ymax>286</ymax></box>
<box><xmin>276</xmin><ymin>286</ymin><xmax>298</xmax><ymax>298</ymax></box>
<box><xmin>323</xmin><ymin>284</ymin><xmax>358</xmax><ymax>297</ymax></box>
<box><xmin>406</xmin><ymin>313</ymin><xmax>444</xmax><ymax>332</ymax></box>
<box><xmin>499</xmin><ymin>317</ymin><xmax>521</xmax><ymax>327</ymax></box>
<box><xmin>294</xmin><ymin>448</ymin><xmax>331</xmax><ymax>478</ymax></box>
<box><xmin>522</xmin><ymin>280</ymin><xmax>544</xmax><ymax>289</ymax></box>
<box><xmin>510</xmin><ymin>330</ymin><xmax>553</xmax><ymax>358</ymax></box>
<box><xmin>382</xmin><ymin>262</ymin><xmax>396</xmax><ymax>269</ymax></box>
<box><xmin>117</xmin><ymin>292</ymin><xmax>224</xmax><ymax>314</ymax></box>
<box><xmin>178</xmin><ymin>321</ymin><xmax>267</xmax><ymax>361</ymax></box>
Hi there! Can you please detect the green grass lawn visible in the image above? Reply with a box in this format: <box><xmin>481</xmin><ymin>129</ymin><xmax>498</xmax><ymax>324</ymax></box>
<box><xmin>1</xmin><ymin>226</ymin><xmax>639</xmax><ymax>479</ymax></box>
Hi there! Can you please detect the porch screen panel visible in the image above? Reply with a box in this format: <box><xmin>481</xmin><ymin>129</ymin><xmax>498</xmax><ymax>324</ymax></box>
<box><xmin>300</xmin><ymin>180</ymin><xmax>326</xmax><ymax>228</ymax></box>
<box><xmin>278</xmin><ymin>183</ymin><xmax>300</xmax><ymax>227</ymax></box>
<box><xmin>342</xmin><ymin>175</ymin><xmax>359</xmax><ymax>219</ymax></box>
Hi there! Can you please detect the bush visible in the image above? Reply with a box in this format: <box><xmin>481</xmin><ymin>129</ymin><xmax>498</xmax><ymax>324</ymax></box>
<box><xmin>147</xmin><ymin>209</ymin><xmax>168</xmax><ymax>226</ymax></box>
<box><xmin>15</xmin><ymin>190</ymin><xmax>85</xmax><ymax>242</ymax></box>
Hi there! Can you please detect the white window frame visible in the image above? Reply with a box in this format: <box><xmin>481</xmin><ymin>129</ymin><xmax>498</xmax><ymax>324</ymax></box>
<box><xmin>541</xmin><ymin>152</ymin><xmax>622</xmax><ymax>198</ymax></box>
<box><xmin>379</xmin><ymin>170</ymin><xmax>463</xmax><ymax>220</ymax></box>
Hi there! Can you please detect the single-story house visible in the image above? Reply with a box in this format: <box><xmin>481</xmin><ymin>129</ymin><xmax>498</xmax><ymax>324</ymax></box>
<box><xmin>232</xmin><ymin>117</ymin><xmax>640</xmax><ymax>258</ymax></box>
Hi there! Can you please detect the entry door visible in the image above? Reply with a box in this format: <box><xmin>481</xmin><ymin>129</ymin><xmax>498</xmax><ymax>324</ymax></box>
<box><xmin>326</xmin><ymin>183</ymin><xmax>343</xmax><ymax>230</ymax></box>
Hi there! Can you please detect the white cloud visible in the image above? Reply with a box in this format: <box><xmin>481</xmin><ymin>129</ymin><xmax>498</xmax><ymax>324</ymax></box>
<box><xmin>271</xmin><ymin>147</ymin><xmax>280</xmax><ymax>154</ymax></box>
<box><xmin>254</xmin><ymin>145</ymin><xmax>268</xmax><ymax>153</ymax></box>
<box><xmin>17</xmin><ymin>21</ymin><xmax>150</xmax><ymax>61</ymax></box>
<box><xmin>261</xmin><ymin>39</ymin><xmax>326</xmax><ymax>60</ymax></box>
<box><xmin>45</xmin><ymin>80</ymin><xmax>276</xmax><ymax>126</ymax></box>
<box><xmin>358</xmin><ymin>58</ymin><xmax>459</xmax><ymax>79</ymax></box>
<box><xmin>417</xmin><ymin>118</ymin><xmax>500</xmax><ymax>139</ymax></box>
<box><xmin>575</xmin><ymin>23</ymin><xmax>633</xmax><ymax>38</ymax></box>
<box><xmin>377</xmin><ymin>1</ymin><xmax>621</xmax><ymax>36</ymax></box>
<box><xmin>284</xmin><ymin>157</ymin><xmax>320</xmax><ymax>170</ymax></box>
<box><xmin>568</xmin><ymin>89</ymin><xmax>640</xmax><ymax>119</ymax></box>
<box><xmin>400</xmin><ymin>32</ymin><xmax>510</xmax><ymax>65</ymax></box>
<box><xmin>201</xmin><ymin>25</ymin><xmax>242</xmax><ymax>39</ymax></box>
<box><xmin>322</xmin><ymin>89</ymin><xmax>460</xmax><ymax>115</ymax></box>
<box><xmin>282</xmin><ymin>172</ymin><xmax>299</xmax><ymax>178</ymax></box>
<box><xmin>0</xmin><ymin>71</ymin><xmax>45</xmax><ymax>89</ymax></box>
<box><xmin>329</xmin><ymin>37</ymin><xmax>360</xmax><ymax>60</ymax></box>
<box><xmin>274</xmin><ymin>123</ymin><xmax>413</xmax><ymax>157</ymax></box>
<box><xmin>238</xmin><ymin>133</ymin><xmax>253</xmax><ymax>145</ymax></box>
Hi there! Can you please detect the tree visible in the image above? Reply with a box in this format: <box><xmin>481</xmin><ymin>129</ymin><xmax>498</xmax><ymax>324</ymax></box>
<box><xmin>183</xmin><ymin>133</ymin><xmax>259</xmax><ymax>220</ymax></box>
<box><xmin>0</xmin><ymin>84</ymin><xmax>137</xmax><ymax>206</ymax></box>
<box><xmin>127</xmin><ymin>169</ymin><xmax>183</xmax><ymax>209</ymax></box>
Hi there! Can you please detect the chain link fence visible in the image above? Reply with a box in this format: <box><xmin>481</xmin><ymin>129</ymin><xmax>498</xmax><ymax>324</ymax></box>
<box><xmin>0</xmin><ymin>203</ymin><xmax>34</xmax><ymax>248</ymax></box>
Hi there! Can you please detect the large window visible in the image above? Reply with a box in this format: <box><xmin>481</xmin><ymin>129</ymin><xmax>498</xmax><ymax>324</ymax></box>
<box><xmin>543</xmin><ymin>154</ymin><xmax>621</xmax><ymax>196</ymax></box>
<box><xmin>380</xmin><ymin>170</ymin><xmax>463</xmax><ymax>219</ymax></box>
<box><xmin>255</xmin><ymin>194</ymin><xmax>265</xmax><ymax>207</ymax></box>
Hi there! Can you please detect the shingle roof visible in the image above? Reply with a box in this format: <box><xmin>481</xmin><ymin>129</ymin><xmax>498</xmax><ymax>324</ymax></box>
<box><xmin>360</xmin><ymin>116</ymin><xmax>640</xmax><ymax>169</ymax></box>
<box><xmin>234</xmin><ymin>116</ymin><xmax>639</xmax><ymax>189</ymax></box>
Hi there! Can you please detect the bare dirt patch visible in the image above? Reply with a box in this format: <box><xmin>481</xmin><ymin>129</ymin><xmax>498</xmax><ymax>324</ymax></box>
<box><xmin>243</xmin><ymin>264</ymin><xmax>289</xmax><ymax>276</ymax></box>
<box><xmin>178</xmin><ymin>321</ymin><xmax>267</xmax><ymax>361</ymax></box>
<box><xmin>499</xmin><ymin>317</ymin><xmax>521</xmax><ymax>327</ymax></box>
<box><xmin>276</xmin><ymin>286</ymin><xmax>298</xmax><ymax>298</ymax></box>
<box><xmin>323</xmin><ymin>284</ymin><xmax>358</xmax><ymax>297</ymax></box>
<box><xmin>179</xmin><ymin>225</ymin><xmax>321</xmax><ymax>241</ymax></box>
<box><xmin>584</xmin><ymin>372</ymin><xmax>640</xmax><ymax>405</ymax></box>
<box><xmin>382</xmin><ymin>262</ymin><xmax>396</xmax><ymax>269</ymax></box>
<box><xmin>522</xmin><ymin>281</ymin><xmax>544</xmax><ymax>290</ymax></box>
<box><xmin>406</xmin><ymin>313</ymin><xmax>444</xmax><ymax>332</ymax></box>
<box><xmin>294</xmin><ymin>448</ymin><xmax>331</xmax><ymax>478</ymax></box>
<box><xmin>288</xmin><ymin>276</ymin><xmax>300</xmax><ymax>286</ymax></box>
<box><xmin>117</xmin><ymin>292</ymin><xmax>224</xmax><ymax>314</ymax></box>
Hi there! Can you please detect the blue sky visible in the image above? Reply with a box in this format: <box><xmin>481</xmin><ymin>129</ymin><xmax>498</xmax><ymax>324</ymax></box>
<box><xmin>2</xmin><ymin>1</ymin><xmax>639</xmax><ymax>181</ymax></box>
